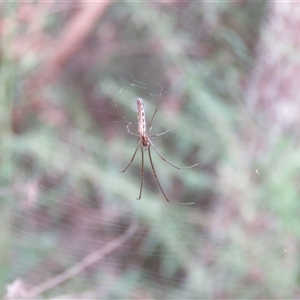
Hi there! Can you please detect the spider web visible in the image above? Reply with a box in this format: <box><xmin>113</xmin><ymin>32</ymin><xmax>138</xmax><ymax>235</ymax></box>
<box><xmin>2</xmin><ymin>1</ymin><xmax>298</xmax><ymax>299</ymax></box>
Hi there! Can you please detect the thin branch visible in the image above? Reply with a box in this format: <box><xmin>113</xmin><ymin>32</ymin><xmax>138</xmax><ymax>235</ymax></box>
<box><xmin>24</xmin><ymin>223</ymin><xmax>138</xmax><ymax>299</ymax></box>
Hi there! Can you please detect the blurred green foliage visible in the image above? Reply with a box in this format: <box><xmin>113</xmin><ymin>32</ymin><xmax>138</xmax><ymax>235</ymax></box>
<box><xmin>2</xmin><ymin>1</ymin><xmax>300</xmax><ymax>299</ymax></box>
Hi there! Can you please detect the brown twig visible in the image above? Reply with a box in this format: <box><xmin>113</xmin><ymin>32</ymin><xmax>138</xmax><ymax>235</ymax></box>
<box><xmin>24</xmin><ymin>222</ymin><xmax>138</xmax><ymax>299</ymax></box>
<box><xmin>29</xmin><ymin>1</ymin><xmax>111</xmax><ymax>88</ymax></box>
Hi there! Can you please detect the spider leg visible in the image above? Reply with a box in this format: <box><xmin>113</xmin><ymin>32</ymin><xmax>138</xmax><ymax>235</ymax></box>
<box><xmin>136</xmin><ymin>147</ymin><xmax>144</xmax><ymax>200</ymax></box>
<box><xmin>126</xmin><ymin>124</ymin><xmax>140</xmax><ymax>137</ymax></box>
<box><xmin>149</xmin><ymin>140</ymin><xmax>199</xmax><ymax>170</ymax></box>
<box><xmin>148</xmin><ymin>84</ymin><xmax>164</xmax><ymax>129</ymax></box>
<box><xmin>149</xmin><ymin>145</ymin><xmax>196</xmax><ymax>205</ymax></box>
<box><xmin>110</xmin><ymin>85</ymin><xmax>139</xmax><ymax>135</ymax></box>
<box><xmin>149</xmin><ymin>128</ymin><xmax>172</xmax><ymax>138</ymax></box>
<box><xmin>148</xmin><ymin>146</ymin><xmax>170</xmax><ymax>202</ymax></box>
<box><xmin>120</xmin><ymin>142</ymin><xmax>140</xmax><ymax>173</ymax></box>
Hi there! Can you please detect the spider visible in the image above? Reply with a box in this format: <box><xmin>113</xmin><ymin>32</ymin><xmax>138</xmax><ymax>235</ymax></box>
<box><xmin>111</xmin><ymin>86</ymin><xmax>198</xmax><ymax>203</ymax></box>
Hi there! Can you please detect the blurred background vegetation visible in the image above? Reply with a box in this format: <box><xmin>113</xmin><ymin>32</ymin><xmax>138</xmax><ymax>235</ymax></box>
<box><xmin>2</xmin><ymin>1</ymin><xmax>300</xmax><ymax>299</ymax></box>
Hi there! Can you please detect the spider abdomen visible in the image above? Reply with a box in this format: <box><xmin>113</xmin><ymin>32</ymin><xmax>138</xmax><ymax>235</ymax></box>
<box><xmin>137</xmin><ymin>98</ymin><xmax>146</xmax><ymax>136</ymax></box>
